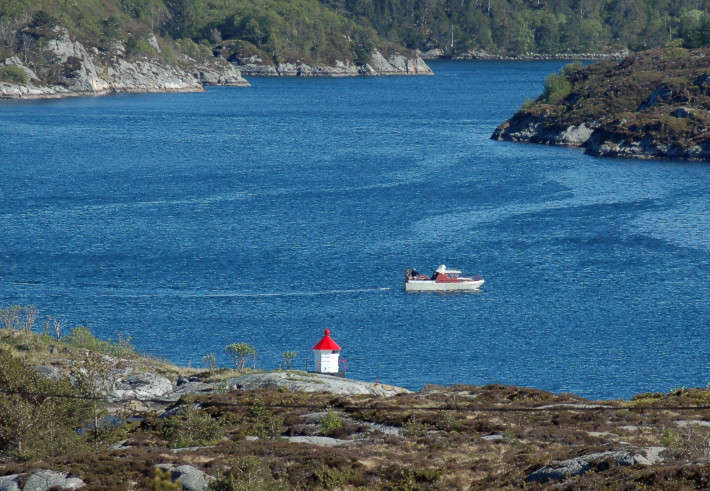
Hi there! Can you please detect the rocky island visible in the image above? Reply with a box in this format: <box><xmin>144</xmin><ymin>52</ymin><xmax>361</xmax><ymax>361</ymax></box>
<box><xmin>492</xmin><ymin>48</ymin><xmax>710</xmax><ymax>161</ymax></box>
<box><xmin>2</xmin><ymin>323</ymin><xmax>710</xmax><ymax>490</ymax></box>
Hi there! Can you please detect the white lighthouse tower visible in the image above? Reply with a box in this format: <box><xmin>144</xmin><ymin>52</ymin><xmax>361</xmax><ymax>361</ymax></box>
<box><xmin>312</xmin><ymin>329</ymin><xmax>341</xmax><ymax>374</ymax></box>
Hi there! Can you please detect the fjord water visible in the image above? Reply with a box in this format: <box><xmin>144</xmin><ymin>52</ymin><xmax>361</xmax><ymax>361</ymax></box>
<box><xmin>1</xmin><ymin>60</ymin><xmax>709</xmax><ymax>399</ymax></box>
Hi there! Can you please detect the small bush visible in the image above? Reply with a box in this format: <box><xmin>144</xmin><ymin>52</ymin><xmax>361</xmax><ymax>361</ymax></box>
<box><xmin>202</xmin><ymin>353</ymin><xmax>218</xmax><ymax>371</ymax></box>
<box><xmin>243</xmin><ymin>401</ymin><xmax>284</xmax><ymax>439</ymax></box>
<box><xmin>65</xmin><ymin>326</ymin><xmax>109</xmax><ymax>351</ymax></box>
<box><xmin>314</xmin><ymin>465</ymin><xmax>362</xmax><ymax>489</ymax></box>
<box><xmin>319</xmin><ymin>408</ymin><xmax>343</xmax><ymax>435</ymax></box>
<box><xmin>665</xmin><ymin>47</ymin><xmax>690</xmax><ymax>59</ymax></box>
<box><xmin>161</xmin><ymin>405</ymin><xmax>225</xmax><ymax>448</ymax></box>
<box><xmin>208</xmin><ymin>457</ymin><xmax>286</xmax><ymax>491</ymax></box>
<box><xmin>403</xmin><ymin>415</ymin><xmax>429</xmax><ymax>439</ymax></box>
<box><xmin>175</xmin><ymin>38</ymin><xmax>213</xmax><ymax>63</ymax></box>
<box><xmin>125</xmin><ymin>37</ymin><xmax>155</xmax><ymax>57</ymax></box>
<box><xmin>435</xmin><ymin>411</ymin><xmax>460</xmax><ymax>432</ymax></box>
<box><xmin>541</xmin><ymin>71</ymin><xmax>572</xmax><ymax>104</ymax></box>
<box><xmin>521</xmin><ymin>96</ymin><xmax>536</xmax><ymax>109</ymax></box>
<box><xmin>0</xmin><ymin>65</ymin><xmax>28</xmax><ymax>84</ymax></box>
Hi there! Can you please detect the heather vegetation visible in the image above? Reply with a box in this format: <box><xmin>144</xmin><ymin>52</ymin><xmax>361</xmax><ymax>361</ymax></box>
<box><xmin>1</xmin><ymin>309</ymin><xmax>710</xmax><ymax>488</ymax></box>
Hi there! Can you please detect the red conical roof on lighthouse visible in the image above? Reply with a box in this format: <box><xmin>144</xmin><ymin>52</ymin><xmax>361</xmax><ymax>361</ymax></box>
<box><xmin>312</xmin><ymin>329</ymin><xmax>341</xmax><ymax>351</ymax></box>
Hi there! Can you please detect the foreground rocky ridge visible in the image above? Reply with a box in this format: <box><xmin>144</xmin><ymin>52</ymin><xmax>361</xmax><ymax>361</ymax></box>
<box><xmin>492</xmin><ymin>48</ymin><xmax>710</xmax><ymax>161</ymax></box>
<box><xmin>2</xmin><ymin>329</ymin><xmax>710</xmax><ymax>489</ymax></box>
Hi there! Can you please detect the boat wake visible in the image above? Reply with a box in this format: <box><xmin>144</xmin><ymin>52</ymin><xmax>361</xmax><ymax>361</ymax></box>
<box><xmin>119</xmin><ymin>287</ymin><xmax>392</xmax><ymax>299</ymax></box>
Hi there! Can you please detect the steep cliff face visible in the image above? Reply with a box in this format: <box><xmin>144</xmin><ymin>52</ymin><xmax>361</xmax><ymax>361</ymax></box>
<box><xmin>492</xmin><ymin>49</ymin><xmax>710</xmax><ymax>162</ymax></box>
<box><xmin>230</xmin><ymin>49</ymin><xmax>433</xmax><ymax>77</ymax></box>
<box><xmin>0</xmin><ymin>28</ymin><xmax>248</xmax><ymax>99</ymax></box>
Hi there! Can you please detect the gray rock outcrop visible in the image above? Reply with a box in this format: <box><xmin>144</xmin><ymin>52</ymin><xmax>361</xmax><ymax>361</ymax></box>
<box><xmin>0</xmin><ymin>470</ymin><xmax>86</xmax><ymax>491</ymax></box>
<box><xmin>287</xmin><ymin>435</ymin><xmax>351</xmax><ymax>446</ymax></box>
<box><xmin>0</xmin><ymin>27</ymin><xmax>248</xmax><ymax>99</ymax></box>
<box><xmin>0</xmin><ymin>474</ymin><xmax>20</xmax><ymax>491</ymax></box>
<box><xmin>112</xmin><ymin>371</ymin><xmax>174</xmax><ymax>400</ymax></box>
<box><xmin>527</xmin><ymin>449</ymin><xmax>660</xmax><ymax>483</ymax></box>
<box><xmin>156</xmin><ymin>464</ymin><xmax>213</xmax><ymax>491</ymax></box>
<box><xmin>491</xmin><ymin>111</ymin><xmax>601</xmax><ymax>146</ymax></box>
<box><xmin>167</xmin><ymin>371</ymin><xmax>409</xmax><ymax>400</ymax></box>
<box><xmin>234</xmin><ymin>49</ymin><xmax>432</xmax><ymax>77</ymax></box>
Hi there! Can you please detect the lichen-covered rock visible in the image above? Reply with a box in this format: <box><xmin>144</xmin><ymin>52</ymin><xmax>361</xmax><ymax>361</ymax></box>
<box><xmin>166</xmin><ymin>371</ymin><xmax>409</xmax><ymax>400</ymax></box>
<box><xmin>22</xmin><ymin>470</ymin><xmax>85</xmax><ymax>490</ymax></box>
<box><xmin>0</xmin><ymin>474</ymin><xmax>20</xmax><ymax>491</ymax></box>
<box><xmin>527</xmin><ymin>450</ymin><xmax>657</xmax><ymax>483</ymax></box>
<box><xmin>156</xmin><ymin>464</ymin><xmax>213</xmax><ymax>491</ymax></box>
<box><xmin>112</xmin><ymin>371</ymin><xmax>174</xmax><ymax>400</ymax></box>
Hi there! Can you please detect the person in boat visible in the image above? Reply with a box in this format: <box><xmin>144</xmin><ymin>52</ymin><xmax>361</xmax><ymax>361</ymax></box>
<box><xmin>405</xmin><ymin>267</ymin><xmax>411</xmax><ymax>281</ymax></box>
<box><xmin>411</xmin><ymin>268</ymin><xmax>418</xmax><ymax>278</ymax></box>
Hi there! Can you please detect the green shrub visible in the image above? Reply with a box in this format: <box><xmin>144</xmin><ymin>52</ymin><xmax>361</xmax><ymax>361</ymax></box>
<box><xmin>65</xmin><ymin>326</ymin><xmax>109</xmax><ymax>351</ymax></box>
<box><xmin>435</xmin><ymin>411</ymin><xmax>461</xmax><ymax>432</ymax></box>
<box><xmin>396</xmin><ymin>466</ymin><xmax>443</xmax><ymax>487</ymax></box>
<box><xmin>175</xmin><ymin>38</ymin><xmax>213</xmax><ymax>63</ymax></box>
<box><xmin>0</xmin><ymin>65</ymin><xmax>28</xmax><ymax>84</ymax></box>
<box><xmin>563</xmin><ymin>61</ymin><xmax>583</xmax><ymax>76</ymax></box>
<box><xmin>108</xmin><ymin>332</ymin><xmax>136</xmax><ymax>357</ymax></box>
<box><xmin>541</xmin><ymin>71</ymin><xmax>572</xmax><ymax>104</ymax></box>
<box><xmin>0</xmin><ymin>348</ymin><xmax>93</xmax><ymax>461</ymax></box>
<box><xmin>161</xmin><ymin>405</ymin><xmax>225</xmax><ymax>448</ymax></box>
<box><xmin>403</xmin><ymin>415</ymin><xmax>429</xmax><ymax>438</ymax></box>
<box><xmin>665</xmin><ymin>47</ymin><xmax>690</xmax><ymax>59</ymax></box>
<box><xmin>202</xmin><ymin>353</ymin><xmax>218</xmax><ymax>371</ymax></box>
<box><xmin>62</xmin><ymin>327</ymin><xmax>136</xmax><ymax>357</ymax></box>
<box><xmin>521</xmin><ymin>96</ymin><xmax>536</xmax><ymax>110</ymax></box>
<box><xmin>125</xmin><ymin>37</ymin><xmax>155</xmax><ymax>57</ymax></box>
<box><xmin>319</xmin><ymin>407</ymin><xmax>343</xmax><ymax>435</ymax></box>
<box><xmin>314</xmin><ymin>465</ymin><xmax>361</xmax><ymax>489</ymax></box>
<box><xmin>208</xmin><ymin>457</ymin><xmax>286</xmax><ymax>491</ymax></box>
<box><xmin>243</xmin><ymin>401</ymin><xmax>284</xmax><ymax>439</ymax></box>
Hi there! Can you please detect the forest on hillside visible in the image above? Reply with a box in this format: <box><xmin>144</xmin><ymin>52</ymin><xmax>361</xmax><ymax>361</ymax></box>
<box><xmin>332</xmin><ymin>0</ymin><xmax>710</xmax><ymax>56</ymax></box>
<box><xmin>2</xmin><ymin>0</ymin><xmax>710</xmax><ymax>70</ymax></box>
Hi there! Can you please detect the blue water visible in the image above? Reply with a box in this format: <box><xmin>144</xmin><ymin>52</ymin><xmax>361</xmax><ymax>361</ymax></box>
<box><xmin>1</xmin><ymin>60</ymin><xmax>709</xmax><ymax>399</ymax></box>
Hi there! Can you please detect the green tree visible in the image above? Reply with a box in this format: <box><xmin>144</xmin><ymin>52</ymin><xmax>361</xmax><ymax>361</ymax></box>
<box><xmin>0</xmin><ymin>348</ymin><xmax>92</xmax><ymax>461</ymax></box>
<box><xmin>225</xmin><ymin>342</ymin><xmax>257</xmax><ymax>370</ymax></box>
<box><xmin>202</xmin><ymin>353</ymin><xmax>218</xmax><ymax>371</ymax></box>
<box><xmin>281</xmin><ymin>351</ymin><xmax>297</xmax><ymax>370</ymax></box>
<box><xmin>70</xmin><ymin>351</ymin><xmax>115</xmax><ymax>448</ymax></box>
<box><xmin>540</xmin><ymin>66</ymin><xmax>573</xmax><ymax>104</ymax></box>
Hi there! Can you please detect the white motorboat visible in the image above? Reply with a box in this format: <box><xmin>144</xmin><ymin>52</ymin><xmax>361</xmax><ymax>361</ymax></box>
<box><xmin>405</xmin><ymin>265</ymin><xmax>484</xmax><ymax>292</ymax></box>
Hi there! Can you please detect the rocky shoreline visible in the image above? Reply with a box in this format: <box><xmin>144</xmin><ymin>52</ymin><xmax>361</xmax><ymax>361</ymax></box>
<box><xmin>421</xmin><ymin>48</ymin><xmax>629</xmax><ymax>61</ymax></box>
<box><xmin>0</xmin><ymin>28</ymin><xmax>433</xmax><ymax>100</ymax></box>
<box><xmin>232</xmin><ymin>49</ymin><xmax>432</xmax><ymax>77</ymax></box>
<box><xmin>0</xmin><ymin>28</ymin><xmax>248</xmax><ymax>100</ymax></box>
<box><xmin>492</xmin><ymin>48</ymin><xmax>710</xmax><ymax>161</ymax></box>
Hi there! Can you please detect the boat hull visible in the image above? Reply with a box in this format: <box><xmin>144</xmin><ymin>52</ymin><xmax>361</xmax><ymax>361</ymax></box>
<box><xmin>405</xmin><ymin>279</ymin><xmax>484</xmax><ymax>292</ymax></box>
